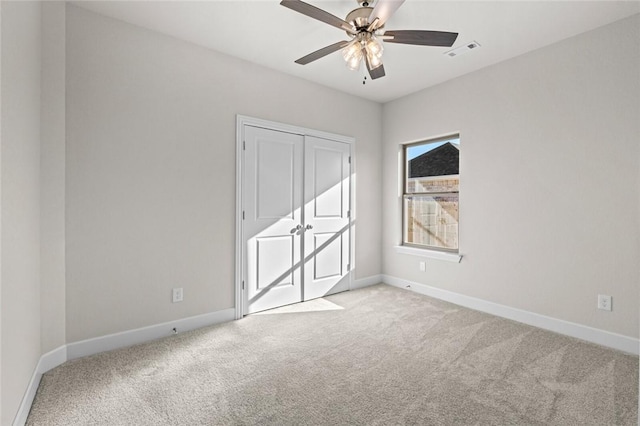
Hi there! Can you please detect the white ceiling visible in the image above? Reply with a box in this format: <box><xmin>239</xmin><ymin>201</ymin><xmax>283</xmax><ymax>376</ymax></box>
<box><xmin>72</xmin><ymin>1</ymin><xmax>640</xmax><ymax>103</ymax></box>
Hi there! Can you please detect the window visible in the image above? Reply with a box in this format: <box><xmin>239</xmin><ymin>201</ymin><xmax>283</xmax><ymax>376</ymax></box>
<box><xmin>403</xmin><ymin>136</ymin><xmax>460</xmax><ymax>252</ymax></box>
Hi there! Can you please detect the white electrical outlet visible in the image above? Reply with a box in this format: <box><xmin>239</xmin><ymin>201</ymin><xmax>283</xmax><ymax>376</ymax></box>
<box><xmin>172</xmin><ymin>287</ymin><xmax>183</xmax><ymax>303</ymax></box>
<box><xmin>597</xmin><ymin>294</ymin><xmax>611</xmax><ymax>311</ymax></box>
<box><xmin>419</xmin><ymin>261</ymin><xmax>426</xmax><ymax>272</ymax></box>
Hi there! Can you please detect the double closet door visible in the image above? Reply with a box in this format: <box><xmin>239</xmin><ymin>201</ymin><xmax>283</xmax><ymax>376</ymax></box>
<box><xmin>242</xmin><ymin>125</ymin><xmax>351</xmax><ymax>315</ymax></box>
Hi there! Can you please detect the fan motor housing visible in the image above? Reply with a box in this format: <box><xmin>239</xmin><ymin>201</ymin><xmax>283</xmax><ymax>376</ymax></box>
<box><xmin>345</xmin><ymin>6</ymin><xmax>380</xmax><ymax>34</ymax></box>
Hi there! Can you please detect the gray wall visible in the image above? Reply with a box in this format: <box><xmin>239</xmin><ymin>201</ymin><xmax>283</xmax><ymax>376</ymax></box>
<box><xmin>382</xmin><ymin>14</ymin><xmax>640</xmax><ymax>339</ymax></box>
<box><xmin>65</xmin><ymin>6</ymin><xmax>382</xmax><ymax>342</ymax></box>
<box><xmin>41</xmin><ymin>1</ymin><xmax>66</xmax><ymax>356</ymax></box>
<box><xmin>1</xmin><ymin>2</ymin><xmax>42</xmax><ymax>424</ymax></box>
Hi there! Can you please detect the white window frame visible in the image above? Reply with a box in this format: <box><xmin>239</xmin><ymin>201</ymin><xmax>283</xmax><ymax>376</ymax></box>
<box><xmin>397</xmin><ymin>135</ymin><xmax>461</xmax><ymax>263</ymax></box>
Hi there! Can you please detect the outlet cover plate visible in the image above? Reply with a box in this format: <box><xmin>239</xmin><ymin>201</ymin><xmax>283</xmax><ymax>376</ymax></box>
<box><xmin>597</xmin><ymin>294</ymin><xmax>611</xmax><ymax>311</ymax></box>
<box><xmin>172</xmin><ymin>287</ymin><xmax>183</xmax><ymax>303</ymax></box>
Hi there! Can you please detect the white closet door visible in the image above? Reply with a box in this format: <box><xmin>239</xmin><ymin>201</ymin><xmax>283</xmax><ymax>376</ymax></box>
<box><xmin>243</xmin><ymin>126</ymin><xmax>304</xmax><ymax>314</ymax></box>
<box><xmin>303</xmin><ymin>136</ymin><xmax>351</xmax><ymax>301</ymax></box>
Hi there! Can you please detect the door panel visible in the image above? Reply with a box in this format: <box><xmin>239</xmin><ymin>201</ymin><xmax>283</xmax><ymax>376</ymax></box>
<box><xmin>244</xmin><ymin>126</ymin><xmax>303</xmax><ymax>314</ymax></box>
<box><xmin>257</xmin><ymin>141</ymin><xmax>295</xmax><ymax>219</ymax></box>
<box><xmin>313</xmin><ymin>148</ymin><xmax>344</xmax><ymax>218</ymax></box>
<box><xmin>303</xmin><ymin>136</ymin><xmax>351</xmax><ymax>300</ymax></box>
<box><xmin>256</xmin><ymin>236</ymin><xmax>295</xmax><ymax>289</ymax></box>
<box><xmin>313</xmin><ymin>232</ymin><xmax>343</xmax><ymax>280</ymax></box>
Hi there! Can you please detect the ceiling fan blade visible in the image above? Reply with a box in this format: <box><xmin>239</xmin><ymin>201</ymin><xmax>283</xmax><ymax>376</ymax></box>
<box><xmin>383</xmin><ymin>30</ymin><xmax>458</xmax><ymax>47</ymax></box>
<box><xmin>368</xmin><ymin>0</ymin><xmax>405</xmax><ymax>30</ymax></box>
<box><xmin>295</xmin><ymin>41</ymin><xmax>350</xmax><ymax>65</ymax></box>
<box><xmin>365</xmin><ymin>56</ymin><xmax>386</xmax><ymax>80</ymax></box>
<box><xmin>280</xmin><ymin>0</ymin><xmax>355</xmax><ymax>34</ymax></box>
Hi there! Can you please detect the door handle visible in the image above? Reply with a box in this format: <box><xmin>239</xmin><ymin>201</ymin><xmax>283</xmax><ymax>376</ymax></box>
<box><xmin>305</xmin><ymin>224</ymin><xmax>313</xmax><ymax>230</ymax></box>
<box><xmin>296</xmin><ymin>224</ymin><xmax>303</xmax><ymax>231</ymax></box>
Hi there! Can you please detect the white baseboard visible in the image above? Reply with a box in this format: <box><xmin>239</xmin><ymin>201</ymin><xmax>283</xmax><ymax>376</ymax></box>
<box><xmin>38</xmin><ymin>345</ymin><xmax>68</xmax><ymax>374</ymax></box>
<box><xmin>67</xmin><ymin>308</ymin><xmax>236</xmax><ymax>360</ymax></box>
<box><xmin>13</xmin><ymin>368</ymin><xmax>42</xmax><ymax>426</ymax></box>
<box><xmin>13</xmin><ymin>345</ymin><xmax>68</xmax><ymax>426</ymax></box>
<box><xmin>351</xmin><ymin>274</ymin><xmax>382</xmax><ymax>290</ymax></box>
<box><xmin>13</xmin><ymin>308</ymin><xmax>234</xmax><ymax>425</ymax></box>
<box><xmin>382</xmin><ymin>275</ymin><xmax>639</xmax><ymax>355</ymax></box>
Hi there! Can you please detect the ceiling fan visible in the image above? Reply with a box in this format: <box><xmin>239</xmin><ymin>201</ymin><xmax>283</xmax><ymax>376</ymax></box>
<box><xmin>280</xmin><ymin>0</ymin><xmax>459</xmax><ymax>80</ymax></box>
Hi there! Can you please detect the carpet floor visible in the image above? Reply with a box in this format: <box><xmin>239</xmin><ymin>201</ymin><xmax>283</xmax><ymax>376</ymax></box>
<box><xmin>27</xmin><ymin>284</ymin><xmax>638</xmax><ymax>425</ymax></box>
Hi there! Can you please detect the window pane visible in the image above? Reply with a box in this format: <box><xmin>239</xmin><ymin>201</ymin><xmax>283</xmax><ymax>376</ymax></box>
<box><xmin>404</xmin><ymin>194</ymin><xmax>459</xmax><ymax>250</ymax></box>
<box><xmin>406</xmin><ymin>139</ymin><xmax>459</xmax><ymax>193</ymax></box>
<box><xmin>407</xmin><ymin>176</ymin><xmax>459</xmax><ymax>194</ymax></box>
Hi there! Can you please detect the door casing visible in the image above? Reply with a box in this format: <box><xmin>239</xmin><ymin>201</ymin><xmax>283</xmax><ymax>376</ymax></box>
<box><xmin>235</xmin><ymin>115</ymin><xmax>354</xmax><ymax>318</ymax></box>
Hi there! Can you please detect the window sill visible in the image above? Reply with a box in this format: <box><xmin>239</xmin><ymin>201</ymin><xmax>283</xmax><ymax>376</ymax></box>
<box><xmin>394</xmin><ymin>245</ymin><xmax>462</xmax><ymax>263</ymax></box>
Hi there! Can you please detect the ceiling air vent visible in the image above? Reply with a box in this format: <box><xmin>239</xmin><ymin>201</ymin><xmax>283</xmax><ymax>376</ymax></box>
<box><xmin>445</xmin><ymin>41</ymin><xmax>481</xmax><ymax>58</ymax></box>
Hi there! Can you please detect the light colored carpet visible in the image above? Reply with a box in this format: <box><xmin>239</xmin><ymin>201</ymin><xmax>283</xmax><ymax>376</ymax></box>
<box><xmin>27</xmin><ymin>284</ymin><xmax>638</xmax><ymax>425</ymax></box>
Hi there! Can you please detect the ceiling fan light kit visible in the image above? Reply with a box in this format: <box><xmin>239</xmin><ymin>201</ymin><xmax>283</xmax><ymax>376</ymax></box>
<box><xmin>342</xmin><ymin>32</ymin><xmax>384</xmax><ymax>71</ymax></box>
<box><xmin>280</xmin><ymin>0</ymin><xmax>459</xmax><ymax>80</ymax></box>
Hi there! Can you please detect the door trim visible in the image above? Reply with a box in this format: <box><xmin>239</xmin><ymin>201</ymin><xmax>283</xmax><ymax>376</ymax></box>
<box><xmin>235</xmin><ymin>115</ymin><xmax>354</xmax><ymax>319</ymax></box>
